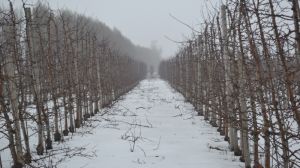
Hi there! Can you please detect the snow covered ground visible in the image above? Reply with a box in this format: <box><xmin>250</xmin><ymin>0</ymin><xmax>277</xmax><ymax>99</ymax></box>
<box><xmin>55</xmin><ymin>78</ymin><xmax>242</xmax><ymax>168</ymax></box>
<box><xmin>0</xmin><ymin>78</ymin><xmax>244</xmax><ymax>167</ymax></box>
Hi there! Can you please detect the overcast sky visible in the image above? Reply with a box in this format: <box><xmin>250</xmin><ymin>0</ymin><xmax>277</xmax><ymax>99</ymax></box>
<box><xmin>10</xmin><ymin>0</ymin><xmax>222</xmax><ymax>59</ymax></box>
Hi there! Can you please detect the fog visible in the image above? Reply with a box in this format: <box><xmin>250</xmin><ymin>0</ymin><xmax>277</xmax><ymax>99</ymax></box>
<box><xmin>4</xmin><ymin>0</ymin><xmax>221</xmax><ymax>68</ymax></box>
<box><xmin>32</xmin><ymin>0</ymin><xmax>221</xmax><ymax>59</ymax></box>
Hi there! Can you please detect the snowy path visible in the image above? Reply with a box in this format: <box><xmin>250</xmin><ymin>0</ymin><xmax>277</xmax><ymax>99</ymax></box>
<box><xmin>60</xmin><ymin>79</ymin><xmax>242</xmax><ymax>168</ymax></box>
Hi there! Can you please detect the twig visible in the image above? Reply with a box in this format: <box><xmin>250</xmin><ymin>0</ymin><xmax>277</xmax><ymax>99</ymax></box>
<box><xmin>172</xmin><ymin>113</ymin><xmax>183</xmax><ymax>117</ymax></box>
<box><xmin>145</xmin><ymin>115</ymin><xmax>153</xmax><ymax>128</ymax></box>
<box><xmin>153</xmin><ymin>136</ymin><xmax>161</xmax><ymax>151</ymax></box>
<box><xmin>169</xmin><ymin>13</ymin><xmax>200</xmax><ymax>33</ymax></box>
<box><xmin>183</xmin><ymin>116</ymin><xmax>194</xmax><ymax>120</ymax></box>
<box><xmin>164</xmin><ymin>35</ymin><xmax>189</xmax><ymax>44</ymax></box>
<box><xmin>207</xmin><ymin>143</ymin><xmax>227</xmax><ymax>152</ymax></box>
<box><xmin>137</xmin><ymin>145</ymin><xmax>147</xmax><ymax>157</ymax></box>
<box><xmin>102</xmin><ymin>117</ymin><xmax>151</xmax><ymax>128</ymax></box>
<box><xmin>0</xmin><ymin>145</ymin><xmax>9</xmax><ymax>152</ymax></box>
<box><xmin>136</xmin><ymin>107</ymin><xmax>146</xmax><ymax>110</ymax></box>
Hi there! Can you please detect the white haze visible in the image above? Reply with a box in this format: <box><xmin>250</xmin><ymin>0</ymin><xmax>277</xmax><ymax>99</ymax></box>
<box><xmin>9</xmin><ymin>0</ymin><xmax>221</xmax><ymax>59</ymax></box>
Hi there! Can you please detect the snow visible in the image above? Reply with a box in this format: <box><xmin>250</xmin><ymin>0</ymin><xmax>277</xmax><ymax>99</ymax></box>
<box><xmin>57</xmin><ymin>79</ymin><xmax>242</xmax><ymax>168</ymax></box>
<box><xmin>0</xmin><ymin>78</ymin><xmax>243</xmax><ymax>167</ymax></box>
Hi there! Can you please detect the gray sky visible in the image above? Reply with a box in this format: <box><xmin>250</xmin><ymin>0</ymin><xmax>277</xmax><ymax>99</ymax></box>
<box><xmin>11</xmin><ymin>0</ymin><xmax>222</xmax><ymax>59</ymax></box>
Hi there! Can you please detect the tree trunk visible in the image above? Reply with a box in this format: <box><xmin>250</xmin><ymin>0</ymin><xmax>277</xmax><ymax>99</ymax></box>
<box><xmin>254</xmin><ymin>2</ymin><xmax>289</xmax><ymax>166</ymax></box>
<box><xmin>238</xmin><ymin>58</ymin><xmax>251</xmax><ymax>168</ymax></box>
<box><xmin>268</xmin><ymin>0</ymin><xmax>300</xmax><ymax>130</ymax></box>
<box><xmin>221</xmin><ymin>5</ymin><xmax>240</xmax><ymax>154</ymax></box>
<box><xmin>4</xmin><ymin>2</ymin><xmax>25</xmax><ymax>163</ymax></box>
<box><xmin>1</xmin><ymin>72</ymin><xmax>23</xmax><ymax>167</ymax></box>
<box><xmin>63</xmin><ymin>96</ymin><xmax>69</xmax><ymax>136</ymax></box>
<box><xmin>240</xmin><ymin>1</ymin><xmax>271</xmax><ymax>167</ymax></box>
<box><xmin>292</xmin><ymin>0</ymin><xmax>300</xmax><ymax>63</ymax></box>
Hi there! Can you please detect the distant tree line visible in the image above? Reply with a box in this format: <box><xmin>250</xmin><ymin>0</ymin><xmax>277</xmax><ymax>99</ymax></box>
<box><xmin>0</xmin><ymin>1</ymin><xmax>147</xmax><ymax>167</ymax></box>
<box><xmin>160</xmin><ymin>1</ymin><xmax>300</xmax><ymax>168</ymax></box>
